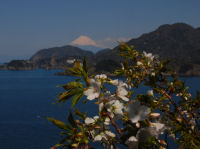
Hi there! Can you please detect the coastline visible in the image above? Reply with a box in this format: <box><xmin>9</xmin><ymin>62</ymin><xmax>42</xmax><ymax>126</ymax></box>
<box><xmin>1</xmin><ymin>66</ymin><xmax>200</xmax><ymax>77</ymax></box>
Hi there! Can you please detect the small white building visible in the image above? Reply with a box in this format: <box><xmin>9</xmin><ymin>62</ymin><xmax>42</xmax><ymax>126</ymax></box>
<box><xmin>66</xmin><ymin>59</ymin><xmax>75</xmax><ymax>64</ymax></box>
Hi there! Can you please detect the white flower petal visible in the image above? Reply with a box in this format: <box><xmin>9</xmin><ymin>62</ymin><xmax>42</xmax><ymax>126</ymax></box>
<box><xmin>110</xmin><ymin>100</ymin><xmax>124</xmax><ymax>116</ymax></box>
<box><xmin>126</xmin><ymin>101</ymin><xmax>150</xmax><ymax>123</ymax></box>
<box><xmin>147</xmin><ymin>90</ymin><xmax>154</xmax><ymax>96</ymax></box>
<box><xmin>130</xmin><ymin>115</ymin><xmax>141</xmax><ymax>123</ymax></box>
<box><xmin>118</xmin><ymin>87</ymin><xmax>128</xmax><ymax>96</ymax></box>
<box><xmin>95</xmin><ymin>74</ymin><xmax>107</xmax><ymax>80</ymax></box>
<box><xmin>128</xmin><ymin>136</ymin><xmax>138</xmax><ymax>142</ymax></box>
<box><xmin>99</xmin><ymin>102</ymin><xmax>104</xmax><ymax>112</ymax></box>
<box><xmin>84</xmin><ymin>89</ymin><xmax>99</xmax><ymax>100</ymax></box>
<box><xmin>105</xmin><ymin>131</ymin><xmax>116</xmax><ymax>137</ymax></box>
<box><xmin>93</xmin><ymin>116</ymin><xmax>99</xmax><ymax>120</ymax></box>
<box><xmin>125</xmin><ymin>136</ymin><xmax>138</xmax><ymax>148</ymax></box>
<box><xmin>104</xmin><ymin>117</ymin><xmax>110</xmax><ymax>125</ymax></box>
<box><xmin>110</xmin><ymin>79</ymin><xmax>119</xmax><ymax>85</ymax></box>
<box><xmin>136</xmin><ymin>122</ymin><xmax>140</xmax><ymax>128</ymax></box>
<box><xmin>118</xmin><ymin>81</ymin><xmax>128</xmax><ymax>88</ymax></box>
<box><xmin>84</xmin><ymin>79</ymin><xmax>101</xmax><ymax>100</ymax></box>
<box><xmin>100</xmin><ymin>132</ymin><xmax>107</xmax><ymax>141</ymax></box>
<box><xmin>150</xmin><ymin>113</ymin><xmax>160</xmax><ymax>118</ymax></box>
<box><xmin>110</xmin><ymin>112</ymin><xmax>114</xmax><ymax>118</ymax></box>
<box><xmin>85</xmin><ymin>117</ymin><xmax>95</xmax><ymax>125</ymax></box>
<box><xmin>143</xmin><ymin>51</ymin><xmax>154</xmax><ymax>61</ymax></box>
<box><xmin>117</xmin><ymin>84</ymin><xmax>129</xmax><ymax>101</ymax></box>
<box><xmin>151</xmin><ymin>122</ymin><xmax>165</xmax><ymax>134</ymax></box>
<box><xmin>121</xmin><ymin>63</ymin><xmax>124</xmax><ymax>70</ymax></box>
<box><xmin>115</xmin><ymin>109</ymin><xmax>123</xmax><ymax>115</ymax></box>
<box><xmin>94</xmin><ymin>135</ymin><xmax>102</xmax><ymax>141</ymax></box>
<box><xmin>137</xmin><ymin>61</ymin><xmax>143</xmax><ymax>66</ymax></box>
<box><xmin>119</xmin><ymin>95</ymin><xmax>129</xmax><ymax>101</ymax></box>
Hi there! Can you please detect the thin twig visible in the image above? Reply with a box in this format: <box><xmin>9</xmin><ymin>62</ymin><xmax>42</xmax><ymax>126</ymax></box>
<box><xmin>158</xmin><ymin>85</ymin><xmax>196</xmax><ymax>134</ymax></box>
<box><xmin>102</xmin><ymin>112</ymin><xmax>123</xmax><ymax>137</ymax></box>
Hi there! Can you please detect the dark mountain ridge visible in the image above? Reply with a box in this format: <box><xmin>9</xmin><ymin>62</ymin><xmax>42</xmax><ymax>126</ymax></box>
<box><xmin>4</xmin><ymin>45</ymin><xmax>94</xmax><ymax>70</ymax></box>
<box><xmin>30</xmin><ymin>45</ymin><xmax>93</xmax><ymax>62</ymax></box>
<box><xmin>2</xmin><ymin>23</ymin><xmax>200</xmax><ymax>76</ymax></box>
<box><xmin>93</xmin><ymin>23</ymin><xmax>200</xmax><ymax>76</ymax></box>
<box><xmin>127</xmin><ymin>23</ymin><xmax>200</xmax><ymax>59</ymax></box>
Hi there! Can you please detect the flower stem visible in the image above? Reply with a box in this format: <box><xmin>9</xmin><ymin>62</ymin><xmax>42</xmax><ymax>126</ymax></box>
<box><xmin>106</xmin><ymin>113</ymin><xmax>122</xmax><ymax>137</ymax></box>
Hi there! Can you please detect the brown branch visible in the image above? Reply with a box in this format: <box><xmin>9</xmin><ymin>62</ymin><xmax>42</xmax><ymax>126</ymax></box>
<box><xmin>160</xmin><ymin>88</ymin><xmax>189</xmax><ymax>123</ymax></box>
<box><xmin>158</xmin><ymin>85</ymin><xmax>197</xmax><ymax>135</ymax></box>
<box><xmin>106</xmin><ymin>113</ymin><xmax>123</xmax><ymax>137</ymax></box>
<box><xmin>85</xmin><ymin>143</ymin><xmax>88</xmax><ymax>149</ymax></box>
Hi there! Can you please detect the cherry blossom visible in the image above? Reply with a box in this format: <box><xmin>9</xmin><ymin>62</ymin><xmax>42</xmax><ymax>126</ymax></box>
<box><xmin>85</xmin><ymin>117</ymin><xmax>95</xmax><ymax>125</ymax></box>
<box><xmin>117</xmin><ymin>81</ymin><xmax>129</xmax><ymax>101</ymax></box>
<box><xmin>51</xmin><ymin>44</ymin><xmax>199</xmax><ymax>149</ymax></box>
<box><xmin>93</xmin><ymin>129</ymin><xmax>116</xmax><ymax>142</ymax></box>
<box><xmin>105</xmin><ymin>130</ymin><xmax>116</xmax><ymax>138</ymax></box>
<box><xmin>94</xmin><ymin>133</ymin><xmax>107</xmax><ymax>142</ymax></box>
<box><xmin>125</xmin><ymin>136</ymin><xmax>138</xmax><ymax>149</ymax></box>
<box><xmin>147</xmin><ymin>90</ymin><xmax>154</xmax><ymax>96</ymax></box>
<box><xmin>102</xmin><ymin>100</ymin><xmax>123</xmax><ymax>118</ymax></box>
<box><xmin>84</xmin><ymin>79</ymin><xmax>101</xmax><ymax>100</ymax></box>
<box><xmin>137</xmin><ymin>61</ymin><xmax>143</xmax><ymax>66</ymax></box>
<box><xmin>126</xmin><ymin>100</ymin><xmax>150</xmax><ymax>123</ymax></box>
<box><xmin>104</xmin><ymin>117</ymin><xmax>111</xmax><ymax>125</ymax></box>
<box><xmin>95</xmin><ymin>74</ymin><xmax>107</xmax><ymax>80</ymax></box>
<box><xmin>151</xmin><ymin>122</ymin><xmax>165</xmax><ymax>134</ymax></box>
<box><xmin>150</xmin><ymin>113</ymin><xmax>160</xmax><ymax>118</ymax></box>
<box><xmin>143</xmin><ymin>51</ymin><xmax>154</xmax><ymax>61</ymax></box>
<box><xmin>110</xmin><ymin>79</ymin><xmax>119</xmax><ymax>85</ymax></box>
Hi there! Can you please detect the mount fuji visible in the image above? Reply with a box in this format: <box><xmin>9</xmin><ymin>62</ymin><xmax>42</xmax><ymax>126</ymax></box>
<box><xmin>70</xmin><ymin>35</ymin><xmax>105</xmax><ymax>53</ymax></box>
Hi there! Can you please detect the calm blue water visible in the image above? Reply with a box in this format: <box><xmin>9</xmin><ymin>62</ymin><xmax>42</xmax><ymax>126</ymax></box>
<box><xmin>0</xmin><ymin>70</ymin><xmax>199</xmax><ymax>149</ymax></box>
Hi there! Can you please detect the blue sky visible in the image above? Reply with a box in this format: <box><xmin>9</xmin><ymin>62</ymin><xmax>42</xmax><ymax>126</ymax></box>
<box><xmin>0</xmin><ymin>0</ymin><xmax>200</xmax><ymax>62</ymax></box>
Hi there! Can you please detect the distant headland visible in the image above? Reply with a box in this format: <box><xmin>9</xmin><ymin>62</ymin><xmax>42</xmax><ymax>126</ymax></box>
<box><xmin>1</xmin><ymin>23</ymin><xmax>200</xmax><ymax>76</ymax></box>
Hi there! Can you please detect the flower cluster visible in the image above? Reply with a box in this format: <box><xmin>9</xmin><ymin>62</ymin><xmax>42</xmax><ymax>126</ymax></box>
<box><xmin>82</xmin><ymin>74</ymin><xmax>166</xmax><ymax>148</ymax></box>
<box><xmin>48</xmin><ymin>44</ymin><xmax>200</xmax><ymax>149</ymax></box>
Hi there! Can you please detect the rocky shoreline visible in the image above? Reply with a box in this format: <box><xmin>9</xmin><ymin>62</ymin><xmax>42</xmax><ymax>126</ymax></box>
<box><xmin>1</xmin><ymin>63</ymin><xmax>200</xmax><ymax>77</ymax></box>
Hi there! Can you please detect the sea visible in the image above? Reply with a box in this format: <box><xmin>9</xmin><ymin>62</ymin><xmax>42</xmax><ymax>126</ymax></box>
<box><xmin>0</xmin><ymin>70</ymin><xmax>199</xmax><ymax>149</ymax></box>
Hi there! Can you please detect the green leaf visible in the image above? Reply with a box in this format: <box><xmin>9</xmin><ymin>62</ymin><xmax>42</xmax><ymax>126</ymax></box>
<box><xmin>68</xmin><ymin>112</ymin><xmax>77</xmax><ymax>128</ymax></box>
<box><xmin>114</xmin><ymin>69</ymin><xmax>125</xmax><ymax>76</ymax></box>
<box><xmin>75</xmin><ymin>109</ymin><xmax>86</xmax><ymax>119</ymax></box>
<box><xmin>63</xmin><ymin>81</ymin><xmax>84</xmax><ymax>90</ymax></box>
<box><xmin>58</xmin><ymin>85</ymin><xmax>83</xmax><ymax>104</ymax></box>
<box><xmin>58</xmin><ymin>91</ymin><xmax>75</xmax><ymax>103</ymax></box>
<box><xmin>68</xmin><ymin>67</ymin><xmax>81</xmax><ymax>76</ymax></box>
<box><xmin>47</xmin><ymin>117</ymin><xmax>72</xmax><ymax>132</ymax></box>
<box><xmin>72</xmin><ymin>92</ymin><xmax>83</xmax><ymax>107</ymax></box>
